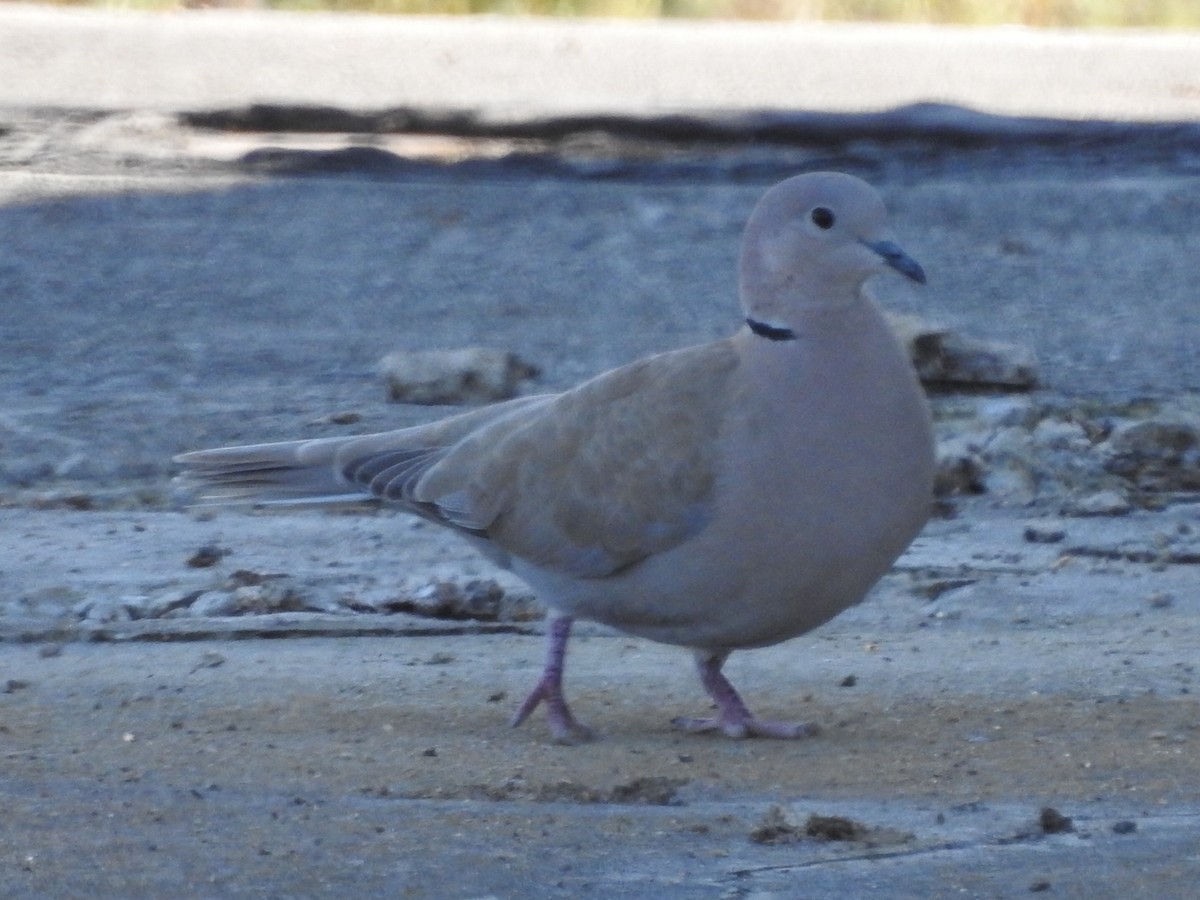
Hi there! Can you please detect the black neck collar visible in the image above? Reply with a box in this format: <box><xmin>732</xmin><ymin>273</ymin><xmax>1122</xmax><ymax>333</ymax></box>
<box><xmin>746</xmin><ymin>317</ymin><xmax>797</xmax><ymax>342</ymax></box>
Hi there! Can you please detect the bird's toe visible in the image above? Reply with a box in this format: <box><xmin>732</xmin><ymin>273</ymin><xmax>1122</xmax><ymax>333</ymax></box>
<box><xmin>671</xmin><ymin>714</ymin><xmax>817</xmax><ymax>740</ymax></box>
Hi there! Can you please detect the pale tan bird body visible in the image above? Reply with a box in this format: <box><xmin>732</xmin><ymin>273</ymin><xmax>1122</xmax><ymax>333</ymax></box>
<box><xmin>176</xmin><ymin>172</ymin><xmax>935</xmax><ymax>743</ymax></box>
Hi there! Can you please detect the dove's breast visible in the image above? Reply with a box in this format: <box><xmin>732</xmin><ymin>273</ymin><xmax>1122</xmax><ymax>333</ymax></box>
<box><xmin>517</xmin><ymin>295</ymin><xmax>935</xmax><ymax>652</ymax></box>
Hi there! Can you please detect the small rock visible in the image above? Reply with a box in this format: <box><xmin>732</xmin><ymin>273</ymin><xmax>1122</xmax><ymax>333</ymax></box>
<box><xmin>15</xmin><ymin>586</ymin><xmax>82</xmax><ymax>618</ymax></box>
<box><xmin>144</xmin><ymin>589</ymin><xmax>205</xmax><ymax>618</ymax></box>
<box><xmin>607</xmin><ymin>776</ymin><xmax>687</xmax><ymax>806</ymax></box>
<box><xmin>934</xmin><ymin>442</ymin><xmax>988</xmax><ymax>497</ymax></box>
<box><xmin>1104</xmin><ymin>416</ymin><xmax>1200</xmax><ymax>491</ymax></box>
<box><xmin>889</xmin><ymin>314</ymin><xmax>1038</xmax><ymax>391</ymax></box>
<box><xmin>184</xmin><ymin>572</ymin><xmax>316</xmax><ymax>616</ymax></box>
<box><xmin>1023</xmin><ymin>520</ymin><xmax>1067</xmax><ymax>544</ymax></box>
<box><xmin>1064</xmin><ymin>490</ymin><xmax>1131</xmax><ymax>517</ymax></box>
<box><xmin>804</xmin><ymin>814</ymin><xmax>869</xmax><ymax>842</ymax></box>
<box><xmin>749</xmin><ymin>805</ymin><xmax>910</xmax><ymax>846</ymax></box>
<box><xmin>981</xmin><ymin>425</ymin><xmax>1037</xmax><ymax>460</ymax></box>
<box><xmin>29</xmin><ymin>492</ymin><xmax>95</xmax><ymax>511</ymax></box>
<box><xmin>1112</xmin><ymin>820</ymin><xmax>1137</xmax><ymax>834</ymax></box>
<box><xmin>812</xmin><ymin>812</ymin><xmax>911</xmax><ymax>846</ymax></box>
<box><xmin>1038</xmin><ymin>806</ymin><xmax>1074</xmax><ymax>834</ymax></box>
<box><xmin>187</xmin><ymin>591</ymin><xmax>239</xmax><ymax>618</ymax></box>
<box><xmin>749</xmin><ymin>804</ymin><xmax>805</xmax><ymax>844</ymax></box>
<box><xmin>1108</xmin><ymin>417</ymin><xmax>1199</xmax><ymax>459</ymax></box>
<box><xmin>1146</xmin><ymin>592</ymin><xmax>1174</xmax><ymax>609</ymax></box>
<box><xmin>379</xmin><ymin>347</ymin><xmax>539</xmax><ymax>405</ymax></box>
<box><xmin>309</xmin><ymin>410</ymin><xmax>362</xmax><ymax>426</ymax></box>
<box><xmin>977</xmin><ymin>396</ymin><xmax>1038</xmax><ymax>429</ymax></box>
<box><xmin>982</xmin><ymin>464</ymin><xmax>1038</xmax><ymax>506</ymax></box>
<box><xmin>74</xmin><ymin>596</ymin><xmax>142</xmax><ymax>624</ymax></box>
<box><xmin>187</xmin><ymin>544</ymin><xmax>228</xmax><ymax>568</ymax></box>
<box><xmin>388</xmin><ymin>578</ymin><xmax>541</xmax><ymax>622</ymax></box>
<box><xmin>912</xmin><ymin>577</ymin><xmax>977</xmax><ymax>601</ymax></box>
<box><xmin>1031</xmin><ymin>419</ymin><xmax>1091</xmax><ymax>452</ymax></box>
<box><xmin>232</xmin><ymin>585</ymin><xmax>272</xmax><ymax>613</ymax></box>
<box><xmin>194</xmin><ymin>651</ymin><xmax>227</xmax><ymax>670</ymax></box>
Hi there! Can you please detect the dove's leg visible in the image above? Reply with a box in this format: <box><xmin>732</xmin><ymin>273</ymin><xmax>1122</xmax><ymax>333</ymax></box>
<box><xmin>672</xmin><ymin>650</ymin><xmax>820</xmax><ymax>739</ymax></box>
<box><xmin>510</xmin><ymin>615</ymin><xmax>595</xmax><ymax>744</ymax></box>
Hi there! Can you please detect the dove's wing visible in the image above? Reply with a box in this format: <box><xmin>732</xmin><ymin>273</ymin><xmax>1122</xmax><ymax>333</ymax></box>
<box><xmin>407</xmin><ymin>340</ymin><xmax>740</xmax><ymax>577</ymax></box>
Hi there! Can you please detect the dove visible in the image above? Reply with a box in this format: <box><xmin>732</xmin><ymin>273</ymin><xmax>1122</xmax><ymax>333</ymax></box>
<box><xmin>174</xmin><ymin>172</ymin><xmax>935</xmax><ymax>743</ymax></box>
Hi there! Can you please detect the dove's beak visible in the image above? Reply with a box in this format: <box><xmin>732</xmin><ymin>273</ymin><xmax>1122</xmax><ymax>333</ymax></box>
<box><xmin>862</xmin><ymin>239</ymin><xmax>926</xmax><ymax>285</ymax></box>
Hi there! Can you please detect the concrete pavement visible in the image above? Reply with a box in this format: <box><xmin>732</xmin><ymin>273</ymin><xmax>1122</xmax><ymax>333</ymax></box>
<box><xmin>2</xmin><ymin>5</ymin><xmax>1199</xmax><ymax>120</ymax></box>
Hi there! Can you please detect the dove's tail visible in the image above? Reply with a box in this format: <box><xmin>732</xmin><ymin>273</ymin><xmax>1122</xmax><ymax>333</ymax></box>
<box><xmin>173</xmin><ymin>436</ymin><xmax>372</xmax><ymax>507</ymax></box>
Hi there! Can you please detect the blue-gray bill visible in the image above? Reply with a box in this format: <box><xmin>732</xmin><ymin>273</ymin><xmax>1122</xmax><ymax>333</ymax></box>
<box><xmin>863</xmin><ymin>239</ymin><xmax>926</xmax><ymax>285</ymax></box>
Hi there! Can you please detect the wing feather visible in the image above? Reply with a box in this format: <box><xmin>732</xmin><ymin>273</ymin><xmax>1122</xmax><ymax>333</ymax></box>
<box><xmin>414</xmin><ymin>340</ymin><xmax>740</xmax><ymax>578</ymax></box>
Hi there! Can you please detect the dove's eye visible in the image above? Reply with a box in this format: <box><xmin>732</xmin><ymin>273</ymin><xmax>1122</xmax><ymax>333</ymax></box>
<box><xmin>810</xmin><ymin>207</ymin><xmax>835</xmax><ymax>230</ymax></box>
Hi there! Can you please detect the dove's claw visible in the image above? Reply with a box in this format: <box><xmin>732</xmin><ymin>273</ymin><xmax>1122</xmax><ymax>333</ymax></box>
<box><xmin>511</xmin><ymin>684</ymin><xmax>595</xmax><ymax>744</ymax></box>
<box><xmin>510</xmin><ymin>615</ymin><xmax>594</xmax><ymax>743</ymax></box>
<box><xmin>671</xmin><ymin>714</ymin><xmax>819</xmax><ymax>740</ymax></box>
<box><xmin>675</xmin><ymin>650</ymin><xmax>820</xmax><ymax>740</ymax></box>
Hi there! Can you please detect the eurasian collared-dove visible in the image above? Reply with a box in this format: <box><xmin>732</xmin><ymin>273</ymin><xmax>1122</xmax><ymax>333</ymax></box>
<box><xmin>174</xmin><ymin>172</ymin><xmax>935</xmax><ymax>743</ymax></box>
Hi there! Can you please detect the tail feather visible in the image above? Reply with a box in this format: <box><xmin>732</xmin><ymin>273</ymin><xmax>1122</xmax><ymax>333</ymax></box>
<box><xmin>173</xmin><ymin>436</ymin><xmax>367</xmax><ymax>506</ymax></box>
<box><xmin>173</xmin><ymin>393</ymin><xmax>556</xmax><ymax>513</ymax></box>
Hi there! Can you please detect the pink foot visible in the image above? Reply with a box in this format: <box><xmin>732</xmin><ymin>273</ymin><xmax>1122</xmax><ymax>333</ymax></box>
<box><xmin>510</xmin><ymin>615</ymin><xmax>594</xmax><ymax>745</ymax></box>
<box><xmin>671</xmin><ymin>650</ymin><xmax>820</xmax><ymax>740</ymax></box>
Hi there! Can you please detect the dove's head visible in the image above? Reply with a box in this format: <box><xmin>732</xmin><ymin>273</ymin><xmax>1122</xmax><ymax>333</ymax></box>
<box><xmin>739</xmin><ymin>172</ymin><xmax>924</xmax><ymax>326</ymax></box>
